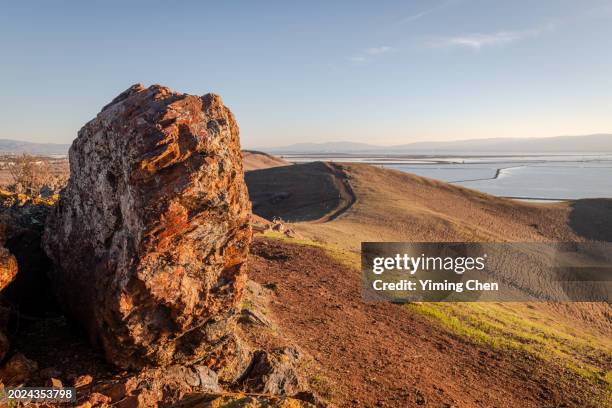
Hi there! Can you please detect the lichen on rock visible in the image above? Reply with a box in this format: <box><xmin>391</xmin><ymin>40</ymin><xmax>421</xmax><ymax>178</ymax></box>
<box><xmin>43</xmin><ymin>84</ymin><xmax>252</xmax><ymax>371</ymax></box>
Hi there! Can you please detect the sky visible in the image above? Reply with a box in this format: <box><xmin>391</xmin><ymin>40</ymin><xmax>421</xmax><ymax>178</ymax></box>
<box><xmin>1</xmin><ymin>0</ymin><xmax>611</xmax><ymax>148</ymax></box>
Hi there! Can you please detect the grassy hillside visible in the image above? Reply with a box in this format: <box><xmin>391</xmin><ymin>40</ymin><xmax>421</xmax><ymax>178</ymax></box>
<box><xmin>246</xmin><ymin>162</ymin><xmax>612</xmax><ymax>404</ymax></box>
<box><xmin>242</xmin><ymin>150</ymin><xmax>290</xmax><ymax>171</ymax></box>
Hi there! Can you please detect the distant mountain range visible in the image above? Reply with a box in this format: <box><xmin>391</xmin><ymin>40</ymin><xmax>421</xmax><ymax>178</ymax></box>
<box><xmin>2</xmin><ymin>134</ymin><xmax>611</xmax><ymax>156</ymax></box>
<box><xmin>0</xmin><ymin>139</ymin><xmax>70</xmax><ymax>156</ymax></box>
<box><xmin>261</xmin><ymin>134</ymin><xmax>612</xmax><ymax>154</ymax></box>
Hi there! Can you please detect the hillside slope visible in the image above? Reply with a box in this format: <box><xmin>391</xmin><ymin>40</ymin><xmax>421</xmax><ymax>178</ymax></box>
<box><xmin>243</xmin><ymin>150</ymin><xmax>290</xmax><ymax>171</ymax></box>
<box><xmin>246</xmin><ymin>162</ymin><xmax>352</xmax><ymax>222</ymax></box>
<box><xmin>248</xmin><ymin>237</ymin><xmax>608</xmax><ymax>407</ymax></box>
<box><xmin>289</xmin><ymin>163</ymin><xmax>595</xmax><ymax>244</ymax></box>
<box><xmin>245</xmin><ymin>162</ymin><xmax>612</xmax><ymax>407</ymax></box>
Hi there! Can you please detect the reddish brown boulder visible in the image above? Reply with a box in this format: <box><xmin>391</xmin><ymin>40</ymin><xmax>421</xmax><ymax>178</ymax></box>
<box><xmin>43</xmin><ymin>84</ymin><xmax>252</xmax><ymax>371</ymax></box>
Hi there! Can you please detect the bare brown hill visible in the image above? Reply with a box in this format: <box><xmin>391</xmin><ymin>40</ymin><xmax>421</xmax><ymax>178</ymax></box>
<box><xmin>245</xmin><ymin>162</ymin><xmax>612</xmax><ymax>406</ymax></box>
<box><xmin>246</xmin><ymin>162</ymin><xmax>352</xmax><ymax>222</ymax></box>
<box><xmin>247</xmin><ymin>163</ymin><xmax>612</xmax><ymax>322</ymax></box>
<box><xmin>243</xmin><ymin>150</ymin><xmax>290</xmax><ymax>171</ymax></box>
<box><xmin>247</xmin><ymin>161</ymin><xmax>608</xmax><ymax>244</ymax></box>
<box><xmin>247</xmin><ymin>238</ymin><xmax>606</xmax><ymax>408</ymax></box>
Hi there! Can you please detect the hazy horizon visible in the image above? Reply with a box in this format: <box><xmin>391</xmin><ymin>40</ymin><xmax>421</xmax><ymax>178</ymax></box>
<box><xmin>251</xmin><ymin>133</ymin><xmax>612</xmax><ymax>149</ymax></box>
<box><xmin>2</xmin><ymin>1</ymin><xmax>612</xmax><ymax>147</ymax></box>
<box><xmin>2</xmin><ymin>132</ymin><xmax>612</xmax><ymax>151</ymax></box>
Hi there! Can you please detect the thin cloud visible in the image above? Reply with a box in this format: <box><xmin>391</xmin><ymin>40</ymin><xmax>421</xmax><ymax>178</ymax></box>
<box><xmin>348</xmin><ymin>46</ymin><xmax>395</xmax><ymax>64</ymax></box>
<box><xmin>399</xmin><ymin>0</ymin><xmax>455</xmax><ymax>24</ymax></box>
<box><xmin>438</xmin><ymin>31</ymin><xmax>525</xmax><ymax>49</ymax></box>
<box><xmin>431</xmin><ymin>22</ymin><xmax>557</xmax><ymax>50</ymax></box>
<box><xmin>348</xmin><ymin>55</ymin><xmax>367</xmax><ymax>63</ymax></box>
<box><xmin>365</xmin><ymin>46</ymin><xmax>393</xmax><ymax>55</ymax></box>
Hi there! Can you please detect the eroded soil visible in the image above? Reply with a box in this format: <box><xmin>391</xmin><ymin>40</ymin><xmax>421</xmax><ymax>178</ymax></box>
<box><xmin>248</xmin><ymin>238</ymin><xmax>607</xmax><ymax>408</ymax></box>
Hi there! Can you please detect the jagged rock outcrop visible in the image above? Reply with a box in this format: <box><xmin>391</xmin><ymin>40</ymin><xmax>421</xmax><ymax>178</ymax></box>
<box><xmin>84</xmin><ymin>364</ymin><xmax>222</xmax><ymax>407</ymax></box>
<box><xmin>43</xmin><ymin>84</ymin><xmax>252</xmax><ymax>372</ymax></box>
<box><xmin>174</xmin><ymin>393</ymin><xmax>315</xmax><ymax>408</ymax></box>
<box><xmin>0</xmin><ymin>192</ymin><xmax>53</xmax><ymax>365</ymax></box>
<box><xmin>0</xmin><ymin>192</ymin><xmax>55</xmax><ymax>314</ymax></box>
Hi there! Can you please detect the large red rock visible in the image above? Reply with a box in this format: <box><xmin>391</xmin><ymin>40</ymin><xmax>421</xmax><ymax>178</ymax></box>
<box><xmin>43</xmin><ymin>84</ymin><xmax>252</xmax><ymax>371</ymax></box>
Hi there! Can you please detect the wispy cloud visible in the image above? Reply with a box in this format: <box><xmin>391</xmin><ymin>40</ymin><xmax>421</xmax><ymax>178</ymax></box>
<box><xmin>431</xmin><ymin>22</ymin><xmax>557</xmax><ymax>50</ymax></box>
<box><xmin>365</xmin><ymin>46</ymin><xmax>394</xmax><ymax>55</ymax></box>
<box><xmin>348</xmin><ymin>46</ymin><xmax>395</xmax><ymax>64</ymax></box>
<box><xmin>348</xmin><ymin>55</ymin><xmax>367</xmax><ymax>63</ymax></box>
<box><xmin>399</xmin><ymin>0</ymin><xmax>455</xmax><ymax>24</ymax></box>
<box><xmin>436</xmin><ymin>31</ymin><xmax>526</xmax><ymax>49</ymax></box>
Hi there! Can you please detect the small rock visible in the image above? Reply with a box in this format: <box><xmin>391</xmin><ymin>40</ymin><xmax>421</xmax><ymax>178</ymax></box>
<box><xmin>92</xmin><ymin>380</ymin><xmax>128</xmax><ymax>402</ymax></box>
<box><xmin>174</xmin><ymin>393</ymin><xmax>315</xmax><ymax>407</ymax></box>
<box><xmin>241</xmin><ymin>347</ymin><xmax>304</xmax><ymax>396</ymax></box>
<box><xmin>415</xmin><ymin>389</ymin><xmax>427</xmax><ymax>405</ymax></box>
<box><xmin>115</xmin><ymin>395</ymin><xmax>140</xmax><ymax>408</ymax></box>
<box><xmin>284</xmin><ymin>229</ymin><xmax>299</xmax><ymax>238</ymax></box>
<box><xmin>88</xmin><ymin>392</ymin><xmax>112</xmax><ymax>405</ymax></box>
<box><xmin>74</xmin><ymin>374</ymin><xmax>94</xmax><ymax>387</ymax></box>
<box><xmin>0</xmin><ymin>246</ymin><xmax>18</xmax><ymax>291</ymax></box>
<box><xmin>89</xmin><ymin>364</ymin><xmax>224</xmax><ymax>407</ymax></box>
<box><xmin>38</xmin><ymin>366</ymin><xmax>62</xmax><ymax>379</ymax></box>
<box><xmin>239</xmin><ymin>308</ymin><xmax>272</xmax><ymax>327</ymax></box>
<box><xmin>293</xmin><ymin>390</ymin><xmax>329</xmax><ymax>407</ymax></box>
<box><xmin>0</xmin><ymin>353</ymin><xmax>38</xmax><ymax>385</ymax></box>
<box><xmin>193</xmin><ymin>365</ymin><xmax>222</xmax><ymax>392</ymax></box>
<box><xmin>50</xmin><ymin>377</ymin><xmax>63</xmax><ymax>388</ymax></box>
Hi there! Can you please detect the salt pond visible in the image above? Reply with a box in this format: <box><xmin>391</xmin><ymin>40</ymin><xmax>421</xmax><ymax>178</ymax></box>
<box><xmin>280</xmin><ymin>154</ymin><xmax>612</xmax><ymax>200</ymax></box>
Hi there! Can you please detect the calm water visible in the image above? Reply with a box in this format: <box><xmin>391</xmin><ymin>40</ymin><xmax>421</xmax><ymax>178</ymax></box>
<box><xmin>281</xmin><ymin>154</ymin><xmax>612</xmax><ymax>200</ymax></box>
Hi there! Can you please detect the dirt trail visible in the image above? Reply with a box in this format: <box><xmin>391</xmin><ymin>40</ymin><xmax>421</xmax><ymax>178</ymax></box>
<box><xmin>248</xmin><ymin>238</ymin><xmax>604</xmax><ymax>408</ymax></box>
<box><xmin>313</xmin><ymin>163</ymin><xmax>356</xmax><ymax>223</ymax></box>
<box><xmin>246</xmin><ymin>161</ymin><xmax>357</xmax><ymax>223</ymax></box>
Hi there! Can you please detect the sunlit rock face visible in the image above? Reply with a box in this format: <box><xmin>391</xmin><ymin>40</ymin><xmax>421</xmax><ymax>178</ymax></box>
<box><xmin>43</xmin><ymin>84</ymin><xmax>252</xmax><ymax>372</ymax></box>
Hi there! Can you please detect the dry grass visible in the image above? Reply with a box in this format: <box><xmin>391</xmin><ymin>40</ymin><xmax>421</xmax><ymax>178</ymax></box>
<box><xmin>249</xmin><ymin>161</ymin><xmax>612</xmax><ymax>395</ymax></box>
<box><xmin>293</xmin><ymin>163</ymin><xmax>581</xmax><ymax>249</ymax></box>
<box><xmin>243</xmin><ymin>150</ymin><xmax>290</xmax><ymax>171</ymax></box>
<box><xmin>410</xmin><ymin>302</ymin><xmax>612</xmax><ymax>388</ymax></box>
<box><xmin>0</xmin><ymin>155</ymin><xmax>69</xmax><ymax>195</ymax></box>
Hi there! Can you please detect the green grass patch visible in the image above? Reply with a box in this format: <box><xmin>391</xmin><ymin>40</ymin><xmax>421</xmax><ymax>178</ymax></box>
<box><xmin>261</xmin><ymin>230</ymin><xmax>360</xmax><ymax>268</ymax></box>
<box><xmin>260</xmin><ymin>230</ymin><xmax>612</xmax><ymax>395</ymax></box>
<box><xmin>408</xmin><ymin>302</ymin><xmax>612</xmax><ymax>388</ymax></box>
